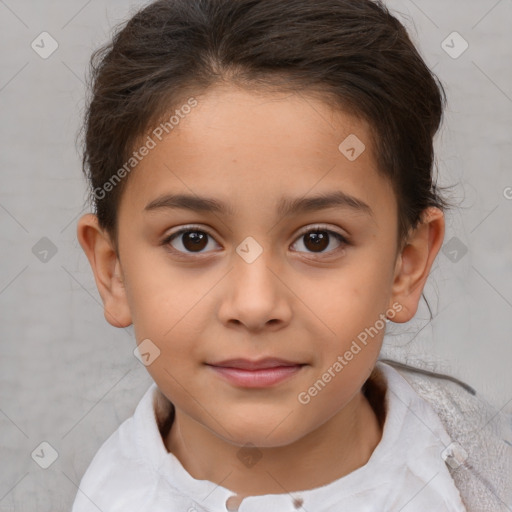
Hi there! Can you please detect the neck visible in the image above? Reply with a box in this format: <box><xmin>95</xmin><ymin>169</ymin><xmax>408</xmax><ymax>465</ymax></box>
<box><xmin>163</xmin><ymin>379</ymin><xmax>384</xmax><ymax>496</ymax></box>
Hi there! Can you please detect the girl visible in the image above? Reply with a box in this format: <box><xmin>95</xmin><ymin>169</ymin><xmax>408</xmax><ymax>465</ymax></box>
<box><xmin>73</xmin><ymin>0</ymin><xmax>512</xmax><ymax>510</ymax></box>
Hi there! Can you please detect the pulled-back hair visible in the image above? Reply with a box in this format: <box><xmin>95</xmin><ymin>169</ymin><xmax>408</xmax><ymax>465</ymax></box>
<box><xmin>81</xmin><ymin>0</ymin><xmax>448</xmax><ymax>254</ymax></box>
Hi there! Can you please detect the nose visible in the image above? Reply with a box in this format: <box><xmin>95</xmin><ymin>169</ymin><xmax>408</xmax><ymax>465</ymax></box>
<box><xmin>217</xmin><ymin>249</ymin><xmax>293</xmax><ymax>333</ymax></box>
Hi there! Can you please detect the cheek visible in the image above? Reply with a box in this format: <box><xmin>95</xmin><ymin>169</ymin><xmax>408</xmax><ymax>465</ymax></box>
<box><xmin>296</xmin><ymin>254</ymin><xmax>395</xmax><ymax>368</ymax></box>
<box><xmin>346</xmin><ymin>239</ymin><xmax>397</xmax><ymax>305</ymax></box>
<box><xmin>299</xmin><ymin>255</ymin><xmax>394</xmax><ymax>325</ymax></box>
<box><xmin>123</xmin><ymin>252</ymin><xmax>208</xmax><ymax>336</ymax></box>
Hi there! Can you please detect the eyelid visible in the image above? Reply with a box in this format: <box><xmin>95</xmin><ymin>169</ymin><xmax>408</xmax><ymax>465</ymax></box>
<box><xmin>290</xmin><ymin>224</ymin><xmax>349</xmax><ymax>256</ymax></box>
<box><xmin>165</xmin><ymin>224</ymin><xmax>214</xmax><ymax>238</ymax></box>
<box><xmin>294</xmin><ymin>223</ymin><xmax>349</xmax><ymax>240</ymax></box>
<box><xmin>162</xmin><ymin>223</ymin><xmax>349</xmax><ymax>256</ymax></box>
<box><xmin>162</xmin><ymin>224</ymin><xmax>218</xmax><ymax>246</ymax></box>
<box><xmin>161</xmin><ymin>224</ymin><xmax>220</xmax><ymax>260</ymax></box>
<box><xmin>163</xmin><ymin>224</ymin><xmax>348</xmax><ymax>242</ymax></box>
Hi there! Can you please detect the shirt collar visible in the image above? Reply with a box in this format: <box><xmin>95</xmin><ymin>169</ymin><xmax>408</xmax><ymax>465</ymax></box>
<box><xmin>131</xmin><ymin>361</ymin><xmax>456</xmax><ymax>512</ymax></box>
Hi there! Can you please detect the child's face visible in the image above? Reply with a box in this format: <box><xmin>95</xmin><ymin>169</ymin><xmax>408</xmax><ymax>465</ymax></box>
<box><xmin>101</xmin><ymin>85</ymin><xmax>407</xmax><ymax>446</ymax></box>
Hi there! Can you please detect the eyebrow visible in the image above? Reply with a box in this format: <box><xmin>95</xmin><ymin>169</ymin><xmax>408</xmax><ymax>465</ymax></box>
<box><xmin>144</xmin><ymin>191</ymin><xmax>373</xmax><ymax>218</ymax></box>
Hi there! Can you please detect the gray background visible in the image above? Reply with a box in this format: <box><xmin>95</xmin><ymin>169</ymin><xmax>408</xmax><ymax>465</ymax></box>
<box><xmin>0</xmin><ymin>0</ymin><xmax>511</xmax><ymax>510</ymax></box>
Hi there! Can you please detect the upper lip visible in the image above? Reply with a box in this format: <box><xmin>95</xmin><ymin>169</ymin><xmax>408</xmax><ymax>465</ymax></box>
<box><xmin>206</xmin><ymin>357</ymin><xmax>304</xmax><ymax>370</ymax></box>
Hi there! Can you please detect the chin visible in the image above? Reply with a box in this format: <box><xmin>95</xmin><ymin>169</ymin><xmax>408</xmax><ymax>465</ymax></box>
<box><xmin>210</xmin><ymin>412</ymin><xmax>307</xmax><ymax>449</ymax></box>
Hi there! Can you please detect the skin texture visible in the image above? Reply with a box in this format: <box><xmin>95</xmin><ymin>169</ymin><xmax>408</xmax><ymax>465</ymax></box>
<box><xmin>77</xmin><ymin>84</ymin><xmax>445</xmax><ymax>496</ymax></box>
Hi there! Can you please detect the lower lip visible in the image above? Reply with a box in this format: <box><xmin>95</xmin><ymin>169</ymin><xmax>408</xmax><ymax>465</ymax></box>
<box><xmin>207</xmin><ymin>365</ymin><xmax>304</xmax><ymax>388</ymax></box>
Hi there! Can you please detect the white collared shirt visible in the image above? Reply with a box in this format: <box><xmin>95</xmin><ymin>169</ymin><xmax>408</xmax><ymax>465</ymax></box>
<box><xmin>71</xmin><ymin>362</ymin><xmax>467</xmax><ymax>511</ymax></box>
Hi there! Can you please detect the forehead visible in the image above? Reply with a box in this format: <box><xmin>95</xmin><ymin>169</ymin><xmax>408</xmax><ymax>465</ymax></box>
<box><xmin>119</xmin><ymin>85</ymin><xmax>396</xmax><ymax>221</ymax></box>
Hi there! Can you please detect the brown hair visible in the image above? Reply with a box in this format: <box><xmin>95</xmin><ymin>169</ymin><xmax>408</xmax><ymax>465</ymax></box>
<box><xmin>81</xmin><ymin>0</ymin><xmax>449</xmax><ymax>255</ymax></box>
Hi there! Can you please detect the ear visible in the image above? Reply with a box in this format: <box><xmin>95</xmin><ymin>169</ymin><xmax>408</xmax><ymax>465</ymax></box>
<box><xmin>388</xmin><ymin>207</ymin><xmax>445</xmax><ymax>323</ymax></box>
<box><xmin>76</xmin><ymin>213</ymin><xmax>132</xmax><ymax>328</ymax></box>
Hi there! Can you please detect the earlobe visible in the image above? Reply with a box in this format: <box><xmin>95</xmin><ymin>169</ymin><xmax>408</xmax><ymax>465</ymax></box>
<box><xmin>76</xmin><ymin>213</ymin><xmax>132</xmax><ymax>328</ymax></box>
<box><xmin>388</xmin><ymin>207</ymin><xmax>445</xmax><ymax>323</ymax></box>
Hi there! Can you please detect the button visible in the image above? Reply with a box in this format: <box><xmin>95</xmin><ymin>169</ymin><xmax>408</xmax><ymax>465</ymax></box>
<box><xmin>441</xmin><ymin>441</ymin><xmax>468</xmax><ymax>469</ymax></box>
<box><xmin>226</xmin><ymin>494</ymin><xmax>244</xmax><ymax>511</ymax></box>
<box><xmin>293</xmin><ymin>497</ymin><xmax>304</xmax><ymax>509</ymax></box>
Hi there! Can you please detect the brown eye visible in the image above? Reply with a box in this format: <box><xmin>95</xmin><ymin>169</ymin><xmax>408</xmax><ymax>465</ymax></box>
<box><xmin>181</xmin><ymin>231</ymin><xmax>208</xmax><ymax>252</ymax></box>
<box><xmin>303</xmin><ymin>231</ymin><xmax>329</xmax><ymax>252</ymax></box>
<box><xmin>292</xmin><ymin>227</ymin><xmax>348</xmax><ymax>255</ymax></box>
<box><xmin>163</xmin><ymin>227</ymin><xmax>219</xmax><ymax>254</ymax></box>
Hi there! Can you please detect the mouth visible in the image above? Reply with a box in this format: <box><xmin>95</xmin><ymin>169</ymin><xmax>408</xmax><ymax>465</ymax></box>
<box><xmin>205</xmin><ymin>358</ymin><xmax>307</xmax><ymax>388</ymax></box>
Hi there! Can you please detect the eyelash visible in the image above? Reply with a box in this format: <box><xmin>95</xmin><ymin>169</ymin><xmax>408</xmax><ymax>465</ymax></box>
<box><xmin>161</xmin><ymin>224</ymin><xmax>349</xmax><ymax>258</ymax></box>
